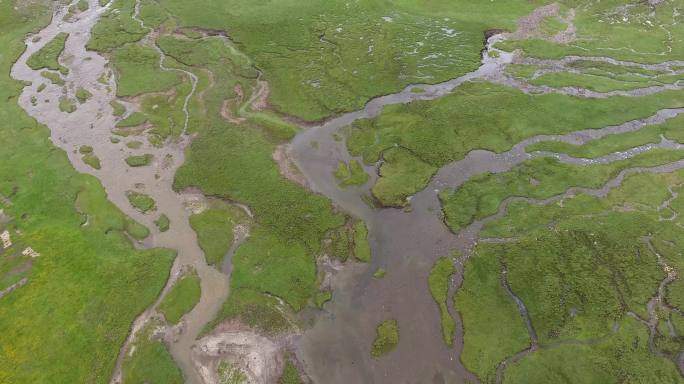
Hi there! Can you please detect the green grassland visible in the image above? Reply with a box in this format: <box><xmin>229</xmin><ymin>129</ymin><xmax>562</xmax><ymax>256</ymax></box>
<box><xmin>154</xmin><ymin>33</ymin><xmax>347</xmax><ymax>332</ymax></box>
<box><xmin>527</xmin><ymin>114</ymin><xmax>684</xmax><ymax>159</ymax></box>
<box><xmin>371</xmin><ymin>319</ymin><xmax>399</xmax><ymax>357</ymax></box>
<box><xmin>160</xmin><ymin>35</ymin><xmax>344</xmax><ymax>313</ymax></box>
<box><xmin>441</xmin><ymin>149</ymin><xmax>684</xmax><ymax>233</ymax></box>
<box><xmin>334</xmin><ymin>159</ymin><xmax>369</xmax><ymax>187</ymax></box>
<box><xmin>122</xmin><ymin>319</ymin><xmax>183</xmax><ymax>384</ymax></box>
<box><xmin>497</xmin><ymin>0</ymin><xmax>684</xmax><ymax>64</ymax></box>
<box><xmin>58</xmin><ymin>96</ymin><xmax>76</xmax><ymax>113</ymax></box>
<box><xmin>155</xmin><ymin>213</ymin><xmax>170</xmax><ymax>232</ymax></box>
<box><xmin>347</xmin><ymin>81</ymin><xmax>684</xmax><ymax>206</ymax></box>
<box><xmin>458</xmin><ymin>170</ymin><xmax>684</xmax><ymax>383</ymax></box>
<box><xmin>530</xmin><ymin>71</ymin><xmax>665</xmax><ymax>92</ymax></box>
<box><xmin>189</xmin><ymin>200</ymin><xmax>247</xmax><ymax>267</ymax></box>
<box><xmin>82</xmin><ymin>153</ymin><xmax>102</xmax><ymax>170</ymax></box>
<box><xmin>75</xmin><ymin>87</ymin><xmax>92</xmax><ymax>103</ymax></box>
<box><xmin>86</xmin><ymin>0</ymin><xmax>146</xmax><ymax>52</ymax></box>
<box><xmin>126</xmin><ymin>190</ymin><xmax>156</xmax><ymax>213</ymax></box>
<box><xmin>428</xmin><ymin>256</ymin><xmax>456</xmax><ymax>347</ymax></box>
<box><xmin>16</xmin><ymin>0</ymin><xmax>683</xmax><ymax>382</ymax></box>
<box><xmin>352</xmin><ymin>221</ymin><xmax>371</xmax><ymax>262</ymax></box>
<box><xmin>0</xmin><ymin>2</ymin><xmax>175</xmax><ymax>382</ymax></box>
<box><xmin>158</xmin><ymin>269</ymin><xmax>201</xmax><ymax>324</ymax></box>
<box><xmin>26</xmin><ymin>32</ymin><xmax>68</xmax><ymax>72</ymax></box>
<box><xmin>156</xmin><ymin>0</ymin><xmax>544</xmax><ymax>121</ymax></box>
<box><xmin>110</xmin><ymin>44</ymin><xmax>182</xmax><ymax>97</ymax></box>
<box><xmin>111</xmin><ymin>100</ymin><xmax>126</xmax><ymax>116</ymax></box>
<box><xmin>125</xmin><ymin>154</ymin><xmax>153</xmax><ymax>167</ymax></box>
<box><xmin>323</xmin><ymin>218</ymin><xmax>371</xmax><ymax>262</ymax></box>
<box><xmin>139</xmin><ymin>81</ymin><xmax>191</xmax><ymax>138</ymax></box>
<box><xmin>279</xmin><ymin>360</ymin><xmax>303</xmax><ymax>384</ymax></box>
<box><xmin>372</xmin><ymin>147</ymin><xmax>437</xmax><ymax>207</ymax></box>
<box><xmin>40</xmin><ymin>70</ymin><xmax>64</xmax><ymax>85</ymax></box>
<box><xmin>116</xmin><ymin>111</ymin><xmax>148</xmax><ymax>128</ymax></box>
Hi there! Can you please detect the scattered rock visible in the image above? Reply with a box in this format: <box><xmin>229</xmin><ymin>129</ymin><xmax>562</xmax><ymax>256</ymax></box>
<box><xmin>1</xmin><ymin>230</ymin><xmax>11</xmax><ymax>249</ymax></box>
<box><xmin>22</xmin><ymin>247</ymin><xmax>40</xmax><ymax>258</ymax></box>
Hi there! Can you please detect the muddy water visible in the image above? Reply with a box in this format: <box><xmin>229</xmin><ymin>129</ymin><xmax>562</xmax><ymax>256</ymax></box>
<box><xmin>288</xmin><ymin>31</ymin><xmax>684</xmax><ymax>383</ymax></box>
<box><xmin>12</xmin><ymin>2</ymin><xmax>684</xmax><ymax>383</ymax></box>
<box><xmin>10</xmin><ymin>1</ymin><xmax>227</xmax><ymax>383</ymax></box>
<box><xmin>287</xmin><ymin>36</ymin><xmax>514</xmax><ymax>384</ymax></box>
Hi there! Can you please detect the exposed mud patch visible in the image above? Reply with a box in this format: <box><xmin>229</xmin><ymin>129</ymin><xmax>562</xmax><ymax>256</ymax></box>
<box><xmin>273</xmin><ymin>144</ymin><xmax>310</xmax><ymax>190</ymax></box>
<box><xmin>193</xmin><ymin>321</ymin><xmax>286</xmax><ymax>384</ymax></box>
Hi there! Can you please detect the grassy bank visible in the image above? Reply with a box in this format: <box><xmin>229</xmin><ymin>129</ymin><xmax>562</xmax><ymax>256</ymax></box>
<box><xmin>458</xmin><ymin>169</ymin><xmax>684</xmax><ymax>383</ymax></box>
<box><xmin>347</xmin><ymin>81</ymin><xmax>684</xmax><ymax>207</ymax></box>
<box><xmin>0</xmin><ymin>2</ymin><xmax>175</xmax><ymax>382</ymax></box>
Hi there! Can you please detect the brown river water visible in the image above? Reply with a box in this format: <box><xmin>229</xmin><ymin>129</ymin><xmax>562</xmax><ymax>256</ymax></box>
<box><xmin>11</xmin><ymin>1</ymin><xmax>684</xmax><ymax>383</ymax></box>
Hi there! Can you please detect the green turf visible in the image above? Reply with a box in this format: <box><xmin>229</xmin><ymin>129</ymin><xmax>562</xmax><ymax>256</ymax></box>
<box><xmin>428</xmin><ymin>256</ymin><xmax>456</xmax><ymax>347</ymax></box>
<box><xmin>126</xmin><ymin>190</ymin><xmax>156</xmax><ymax>213</ymax></box>
<box><xmin>139</xmin><ymin>80</ymin><xmax>192</xmax><ymax>138</ymax></box>
<box><xmin>139</xmin><ymin>0</ymin><xmax>169</xmax><ymax>29</ymax></box>
<box><xmin>189</xmin><ymin>200</ymin><xmax>247</xmax><ymax>267</ymax></box>
<box><xmin>75</xmin><ymin>87</ymin><xmax>92</xmax><ymax>103</ymax></box>
<box><xmin>40</xmin><ymin>70</ymin><xmax>64</xmax><ymax>85</ymax></box>
<box><xmin>158</xmin><ymin>269</ymin><xmax>201</xmax><ymax>324</ymax></box>
<box><xmin>496</xmin><ymin>1</ymin><xmax>684</xmax><ymax>64</ymax></box>
<box><xmin>352</xmin><ymin>221</ymin><xmax>371</xmax><ymax>262</ymax></box>
<box><xmin>125</xmin><ymin>154</ymin><xmax>153</xmax><ymax>167</ymax></box>
<box><xmin>314</xmin><ymin>290</ymin><xmax>332</xmax><ymax>308</ymax></box>
<box><xmin>116</xmin><ymin>112</ymin><xmax>148</xmax><ymax>128</ymax></box>
<box><xmin>156</xmin><ymin>0</ymin><xmax>541</xmax><ymax>121</ymax></box>
<box><xmin>230</xmin><ymin>227</ymin><xmax>316</xmax><ymax>311</ymax></box>
<box><xmin>441</xmin><ymin>149</ymin><xmax>684</xmax><ymax>233</ymax></box>
<box><xmin>206</xmin><ymin>288</ymin><xmax>294</xmax><ymax>336</ymax></box>
<box><xmin>110</xmin><ymin>44</ymin><xmax>182</xmax><ymax>97</ymax></box>
<box><xmin>122</xmin><ymin>320</ymin><xmax>183</xmax><ymax>384</ymax></box>
<box><xmin>456</xmin><ymin>244</ymin><xmax>534</xmax><ymax>382</ymax></box>
<box><xmin>110</xmin><ymin>100</ymin><xmax>126</xmax><ymax>116</ymax></box>
<box><xmin>279</xmin><ymin>360</ymin><xmax>302</xmax><ymax>384</ymax></box>
<box><xmin>530</xmin><ymin>71</ymin><xmax>663</xmax><ymax>93</ymax></box>
<box><xmin>371</xmin><ymin>319</ymin><xmax>399</xmax><ymax>357</ymax></box>
<box><xmin>26</xmin><ymin>32</ymin><xmax>68</xmax><ymax>72</ymax></box>
<box><xmin>154</xmin><ymin>213</ymin><xmax>170</xmax><ymax>232</ymax></box>
<box><xmin>82</xmin><ymin>153</ymin><xmax>101</xmax><ymax>170</ymax></box>
<box><xmin>527</xmin><ymin>114</ymin><xmax>684</xmax><ymax>159</ymax></box>
<box><xmin>58</xmin><ymin>96</ymin><xmax>76</xmax><ymax>113</ymax></box>
<box><xmin>459</xmin><ymin>169</ymin><xmax>684</xmax><ymax>383</ymax></box>
<box><xmin>372</xmin><ymin>147</ymin><xmax>437</xmax><ymax>207</ymax></box>
<box><xmin>0</xmin><ymin>3</ymin><xmax>174</xmax><ymax>382</ymax></box>
<box><xmin>334</xmin><ymin>160</ymin><xmax>369</xmax><ymax>187</ymax></box>
<box><xmin>217</xmin><ymin>362</ymin><xmax>248</xmax><ymax>384</ymax></box>
<box><xmin>87</xmin><ymin>0</ymin><xmax>146</xmax><ymax>51</ymax></box>
<box><xmin>504</xmin><ymin>64</ymin><xmax>537</xmax><ymax>79</ymax></box>
<box><xmin>347</xmin><ymin>81</ymin><xmax>684</xmax><ymax>205</ymax></box>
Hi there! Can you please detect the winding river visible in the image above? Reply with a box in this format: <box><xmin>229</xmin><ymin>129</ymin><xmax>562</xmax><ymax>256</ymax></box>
<box><xmin>10</xmin><ymin>1</ymin><xmax>684</xmax><ymax>383</ymax></box>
